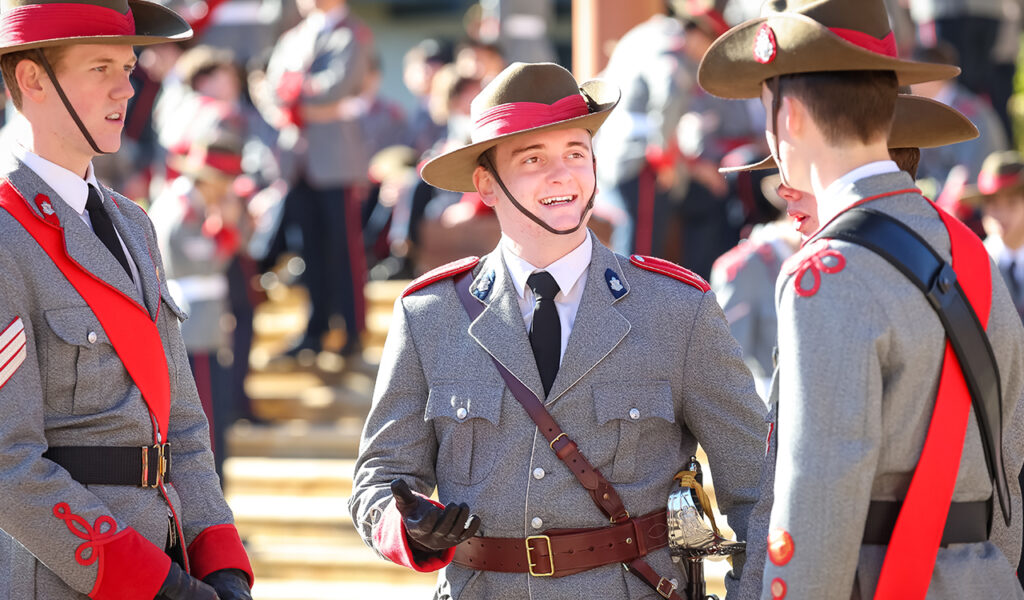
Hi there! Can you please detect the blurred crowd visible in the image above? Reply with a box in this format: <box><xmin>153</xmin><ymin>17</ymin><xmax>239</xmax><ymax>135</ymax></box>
<box><xmin>1</xmin><ymin>0</ymin><xmax>1018</xmax><ymax>472</ymax></box>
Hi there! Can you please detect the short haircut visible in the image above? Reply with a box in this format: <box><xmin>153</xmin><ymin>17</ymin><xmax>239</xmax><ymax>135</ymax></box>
<box><xmin>889</xmin><ymin>147</ymin><xmax>920</xmax><ymax>179</ymax></box>
<box><xmin>778</xmin><ymin>70</ymin><xmax>898</xmax><ymax>146</ymax></box>
<box><xmin>1</xmin><ymin>46</ymin><xmax>70</xmax><ymax>110</ymax></box>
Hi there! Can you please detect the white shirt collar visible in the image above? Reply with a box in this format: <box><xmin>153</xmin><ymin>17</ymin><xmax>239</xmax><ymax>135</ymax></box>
<box><xmin>13</xmin><ymin>144</ymin><xmax>101</xmax><ymax>216</ymax></box>
<box><xmin>501</xmin><ymin>232</ymin><xmax>593</xmax><ymax>300</ymax></box>
<box><xmin>986</xmin><ymin>235</ymin><xmax>1024</xmax><ymax>266</ymax></box>
<box><xmin>818</xmin><ymin>160</ymin><xmax>900</xmax><ymax>227</ymax></box>
<box><xmin>310</xmin><ymin>5</ymin><xmax>348</xmax><ymax>33</ymax></box>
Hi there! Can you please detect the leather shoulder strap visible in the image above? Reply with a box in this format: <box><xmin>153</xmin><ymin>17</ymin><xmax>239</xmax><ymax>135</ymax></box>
<box><xmin>453</xmin><ymin>271</ymin><xmax>628</xmax><ymax>523</ymax></box>
<box><xmin>816</xmin><ymin>207</ymin><xmax>1008</xmax><ymax>521</ymax></box>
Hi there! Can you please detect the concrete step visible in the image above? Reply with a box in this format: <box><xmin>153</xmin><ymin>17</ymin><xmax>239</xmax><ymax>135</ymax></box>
<box><xmin>224</xmin><ymin>458</ymin><xmax>354</xmax><ymax>498</ymax></box>
<box><xmin>245</xmin><ymin>371</ymin><xmax>373</xmax><ymax>422</ymax></box>
<box><xmin>227</xmin><ymin>419</ymin><xmax>364</xmax><ymax>459</ymax></box>
<box><xmin>251</xmin><ymin>579</ymin><xmax>435</xmax><ymax>600</ymax></box>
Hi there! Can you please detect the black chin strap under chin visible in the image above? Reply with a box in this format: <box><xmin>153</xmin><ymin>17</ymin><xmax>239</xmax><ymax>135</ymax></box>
<box><xmin>481</xmin><ymin>153</ymin><xmax>596</xmax><ymax>236</ymax></box>
<box><xmin>768</xmin><ymin>76</ymin><xmax>785</xmax><ymax>187</ymax></box>
<box><xmin>35</xmin><ymin>49</ymin><xmax>106</xmax><ymax>155</ymax></box>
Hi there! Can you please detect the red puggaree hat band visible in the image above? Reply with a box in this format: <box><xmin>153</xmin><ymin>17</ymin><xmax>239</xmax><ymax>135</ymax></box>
<box><xmin>0</xmin><ymin>3</ymin><xmax>135</xmax><ymax>44</ymax></box>
<box><xmin>472</xmin><ymin>95</ymin><xmax>589</xmax><ymax>142</ymax></box>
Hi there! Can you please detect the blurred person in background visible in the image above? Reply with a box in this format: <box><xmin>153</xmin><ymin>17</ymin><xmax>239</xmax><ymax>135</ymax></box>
<box><xmin>593</xmin><ymin>0</ymin><xmax>691</xmax><ymax>257</ymax></box>
<box><xmin>963</xmin><ymin>151</ymin><xmax>1024</xmax><ymax>322</ymax></box>
<box><xmin>911</xmin><ymin>43</ymin><xmax>1008</xmax><ymax>187</ymax></box>
<box><xmin>403</xmin><ymin>38</ymin><xmax>453</xmax><ymax>157</ymax></box>
<box><xmin>151</xmin><ymin>128</ymin><xmax>249</xmax><ymax>482</ymax></box>
<box><xmin>252</xmin><ymin>0</ymin><xmax>373</xmax><ymax>362</ymax></box>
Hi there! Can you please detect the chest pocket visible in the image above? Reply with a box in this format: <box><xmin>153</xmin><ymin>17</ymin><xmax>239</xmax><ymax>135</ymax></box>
<box><xmin>592</xmin><ymin>381</ymin><xmax>676</xmax><ymax>483</ymax></box>
<box><xmin>44</xmin><ymin>307</ymin><xmax>128</xmax><ymax>415</ymax></box>
<box><xmin>426</xmin><ymin>382</ymin><xmax>503</xmax><ymax>486</ymax></box>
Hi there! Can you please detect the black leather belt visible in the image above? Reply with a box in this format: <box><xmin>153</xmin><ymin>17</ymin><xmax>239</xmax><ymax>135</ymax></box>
<box><xmin>44</xmin><ymin>444</ymin><xmax>172</xmax><ymax>487</ymax></box>
<box><xmin>863</xmin><ymin>499</ymin><xmax>990</xmax><ymax>547</ymax></box>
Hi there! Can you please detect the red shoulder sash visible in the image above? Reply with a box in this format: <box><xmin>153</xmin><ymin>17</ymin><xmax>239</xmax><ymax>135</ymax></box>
<box><xmin>0</xmin><ymin>181</ymin><xmax>171</xmax><ymax>440</ymax></box>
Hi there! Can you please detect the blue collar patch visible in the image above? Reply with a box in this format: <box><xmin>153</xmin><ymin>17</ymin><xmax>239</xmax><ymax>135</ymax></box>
<box><xmin>605</xmin><ymin>268</ymin><xmax>627</xmax><ymax>299</ymax></box>
<box><xmin>473</xmin><ymin>270</ymin><xmax>496</xmax><ymax>300</ymax></box>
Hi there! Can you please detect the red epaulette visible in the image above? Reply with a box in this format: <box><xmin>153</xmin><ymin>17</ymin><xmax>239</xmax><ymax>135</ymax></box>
<box><xmin>402</xmin><ymin>256</ymin><xmax>480</xmax><ymax>298</ymax></box>
<box><xmin>714</xmin><ymin>240</ymin><xmax>778</xmax><ymax>283</ymax></box>
<box><xmin>629</xmin><ymin>254</ymin><xmax>710</xmax><ymax>292</ymax></box>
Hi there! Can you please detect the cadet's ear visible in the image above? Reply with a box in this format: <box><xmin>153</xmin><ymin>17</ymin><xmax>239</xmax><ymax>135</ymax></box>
<box><xmin>473</xmin><ymin>165</ymin><xmax>498</xmax><ymax>207</ymax></box>
<box><xmin>781</xmin><ymin>95</ymin><xmax>806</xmax><ymax>140</ymax></box>
<box><xmin>15</xmin><ymin>58</ymin><xmax>46</xmax><ymax>105</ymax></box>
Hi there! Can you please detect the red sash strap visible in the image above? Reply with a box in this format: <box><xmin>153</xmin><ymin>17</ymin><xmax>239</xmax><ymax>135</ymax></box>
<box><xmin>0</xmin><ymin>181</ymin><xmax>170</xmax><ymax>439</ymax></box>
<box><xmin>874</xmin><ymin>203</ymin><xmax>992</xmax><ymax>599</ymax></box>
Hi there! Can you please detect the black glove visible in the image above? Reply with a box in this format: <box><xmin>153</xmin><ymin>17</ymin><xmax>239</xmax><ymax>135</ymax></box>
<box><xmin>203</xmin><ymin>569</ymin><xmax>252</xmax><ymax>600</ymax></box>
<box><xmin>391</xmin><ymin>479</ymin><xmax>481</xmax><ymax>555</ymax></box>
<box><xmin>154</xmin><ymin>562</ymin><xmax>219</xmax><ymax>600</ymax></box>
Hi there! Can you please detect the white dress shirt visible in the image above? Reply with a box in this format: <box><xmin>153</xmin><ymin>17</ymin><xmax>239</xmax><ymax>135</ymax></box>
<box><xmin>501</xmin><ymin>232</ymin><xmax>592</xmax><ymax>363</ymax></box>
<box><xmin>985</xmin><ymin>235</ymin><xmax>1024</xmax><ymax>283</ymax></box>
<box><xmin>817</xmin><ymin>160</ymin><xmax>901</xmax><ymax>228</ymax></box>
<box><xmin>14</xmin><ymin>144</ymin><xmax>144</xmax><ymax>298</ymax></box>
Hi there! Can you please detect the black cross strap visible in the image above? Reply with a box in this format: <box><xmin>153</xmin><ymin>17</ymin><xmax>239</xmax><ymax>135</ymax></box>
<box><xmin>816</xmin><ymin>207</ymin><xmax>1009</xmax><ymax>525</ymax></box>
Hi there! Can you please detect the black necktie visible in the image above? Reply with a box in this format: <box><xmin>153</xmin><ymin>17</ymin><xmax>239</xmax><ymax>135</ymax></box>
<box><xmin>527</xmin><ymin>271</ymin><xmax>561</xmax><ymax>397</ymax></box>
<box><xmin>85</xmin><ymin>186</ymin><xmax>133</xmax><ymax>281</ymax></box>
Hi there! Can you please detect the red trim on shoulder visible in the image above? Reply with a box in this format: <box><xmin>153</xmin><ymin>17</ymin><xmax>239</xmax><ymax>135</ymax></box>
<box><xmin>186</xmin><ymin>523</ymin><xmax>254</xmax><ymax>585</ymax></box>
<box><xmin>373</xmin><ymin>495</ymin><xmax>455</xmax><ymax>572</ymax></box>
<box><xmin>630</xmin><ymin>254</ymin><xmax>710</xmax><ymax>292</ymax></box>
<box><xmin>402</xmin><ymin>256</ymin><xmax>480</xmax><ymax>298</ymax></box>
<box><xmin>713</xmin><ymin>240</ymin><xmax>776</xmax><ymax>283</ymax></box>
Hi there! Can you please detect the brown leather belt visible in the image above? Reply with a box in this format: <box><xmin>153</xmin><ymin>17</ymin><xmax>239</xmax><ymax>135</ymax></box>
<box><xmin>452</xmin><ymin>509</ymin><xmax>669</xmax><ymax>578</ymax></box>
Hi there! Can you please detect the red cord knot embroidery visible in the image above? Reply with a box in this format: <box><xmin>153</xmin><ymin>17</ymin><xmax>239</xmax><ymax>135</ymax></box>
<box><xmin>785</xmin><ymin>240</ymin><xmax>845</xmax><ymax>297</ymax></box>
<box><xmin>52</xmin><ymin>502</ymin><xmax>118</xmax><ymax>566</ymax></box>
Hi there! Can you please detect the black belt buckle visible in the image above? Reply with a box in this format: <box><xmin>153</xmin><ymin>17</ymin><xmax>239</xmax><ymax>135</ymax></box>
<box><xmin>142</xmin><ymin>443</ymin><xmax>170</xmax><ymax>488</ymax></box>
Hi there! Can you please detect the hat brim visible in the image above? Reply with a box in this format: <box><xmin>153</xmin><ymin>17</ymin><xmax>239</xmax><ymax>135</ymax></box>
<box><xmin>720</xmin><ymin>94</ymin><xmax>979</xmax><ymax>173</ymax></box>
<box><xmin>420</xmin><ymin>79</ymin><xmax>620</xmax><ymax>193</ymax></box>
<box><xmin>0</xmin><ymin>0</ymin><xmax>192</xmax><ymax>55</ymax></box>
<box><xmin>698</xmin><ymin>13</ymin><xmax>960</xmax><ymax>100</ymax></box>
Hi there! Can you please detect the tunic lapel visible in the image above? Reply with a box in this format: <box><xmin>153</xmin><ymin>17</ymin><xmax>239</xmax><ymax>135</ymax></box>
<box><xmin>5</xmin><ymin>160</ymin><xmax>145</xmax><ymax>311</ymax></box>
<box><xmin>547</xmin><ymin>239</ymin><xmax>630</xmax><ymax>403</ymax></box>
<box><xmin>467</xmin><ymin>250</ymin><xmax>547</xmax><ymax>401</ymax></box>
<box><xmin>104</xmin><ymin>189</ymin><xmax>161</xmax><ymax>319</ymax></box>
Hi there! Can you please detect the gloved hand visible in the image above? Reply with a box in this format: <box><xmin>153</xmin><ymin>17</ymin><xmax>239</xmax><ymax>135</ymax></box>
<box><xmin>203</xmin><ymin>569</ymin><xmax>251</xmax><ymax>600</ymax></box>
<box><xmin>391</xmin><ymin>479</ymin><xmax>481</xmax><ymax>554</ymax></box>
<box><xmin>154</xmin><ymin>562</ymin><xmax>219</xmax><ymax>600</ymax></box>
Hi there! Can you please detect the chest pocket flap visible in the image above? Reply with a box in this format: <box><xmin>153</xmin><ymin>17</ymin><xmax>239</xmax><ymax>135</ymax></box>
<box><xmin>593</xmin><ymin>381</ymin><xmax>676</xmax><ymax>482</ymax></box>
<box><xmin>426</xmin><ymin>382</ymin><xmax>503</xmax><ymax>486</ymax></box>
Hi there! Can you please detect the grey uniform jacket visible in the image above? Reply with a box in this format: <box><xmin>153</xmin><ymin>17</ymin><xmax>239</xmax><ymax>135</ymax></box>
<box><xmin>349</xmin><ymin>235</ymin><xmax>774</xmax><ymax>599</ymax></box>
<box><xmin>0</xmin><ymin>154</ymin><xmax>241</xmax><ymax>598</ymax></box>
<box><xmin>266</xmin><ymin>11</ymin><xmax>373</xmax><ymax>188</ymax></box>
<box><xmin>765</xmin><ymin>171</ymin><xmax>1024</xmax><ymax>599</ymax></box>
<box><xmin>150</xmin><ymin>177</ymin><xmax>233</xmax><ymax>352</ymax></box>
<box><xmin>711</xmin><ymin>223</ymin><xmax>792</xmax><ymax>398</ymax></box>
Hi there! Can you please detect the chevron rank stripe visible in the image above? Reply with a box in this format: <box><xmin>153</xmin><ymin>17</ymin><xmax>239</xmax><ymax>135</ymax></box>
<box><xmin>0</xmin><ymin>316</ymin><xmax>27</xmax><ymax>390</ymax></box>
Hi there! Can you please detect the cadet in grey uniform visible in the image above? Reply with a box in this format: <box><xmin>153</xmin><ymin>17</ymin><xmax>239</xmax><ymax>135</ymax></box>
<box><xmin>350</xmin><ymin>61</ymin><xmax>774</xmax><ymax>600</ymax></box>
<box><xmin>0</xmin><ymin>0</ymin><xmax>252</xmax><ymax>598</ymax></box>
<box><xmin>700</xmin><ymin>0</ymin><xmax>1024</xmax><ymax>598</ymax></box>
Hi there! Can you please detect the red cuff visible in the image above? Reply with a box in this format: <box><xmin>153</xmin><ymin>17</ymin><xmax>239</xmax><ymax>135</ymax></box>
<box><xmin>186</xmin><ymin>524</ymin><xmax>254</xmax><ymax>586</ymax></box>
<box><xmin>89</xmin><ymin>527</ymin><xmax>170</xmax><ymax>600</ymax></box>
<box><xmin>372</xmin><ymin>495</ymin><xmax>455</xmax><ymax>572</ymax></box>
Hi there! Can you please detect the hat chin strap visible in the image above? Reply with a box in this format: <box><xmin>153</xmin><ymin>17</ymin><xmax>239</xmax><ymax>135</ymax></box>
<box><xmin>35</xmin><ymin>49</ymin><xmax>107</xmax><ymax>155</ymax></box>
<box><xmin>481</xmin><ymin>152</ymin><xmax>596</xmax><ymax>236</ymax></box>
<box><xmin>768</xmin><ymin>76</ymin><xmax>785</xmax><ymax>188</ymax></box>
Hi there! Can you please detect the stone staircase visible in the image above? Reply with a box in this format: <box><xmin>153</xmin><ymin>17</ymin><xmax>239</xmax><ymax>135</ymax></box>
<box><xmin>225</xmin><ymin>277</ymin><xmax>732</xmax><ymax>599</ymax></box>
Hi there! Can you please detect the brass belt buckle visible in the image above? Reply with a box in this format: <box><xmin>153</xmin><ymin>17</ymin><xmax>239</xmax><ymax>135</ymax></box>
<box><xmin>656</xmin><ymin>576</ymin><xmax>677</xmax><ymax>598</ymax></box>
<box><xmin>525</xmin><ymin>535</ymin><xmax>554</xmax><ymax>577</ymax></box>
<box><xmin>142</xmin><ymin>444</ymin><xmax>168</xmax><ymax>488</ymax></box>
